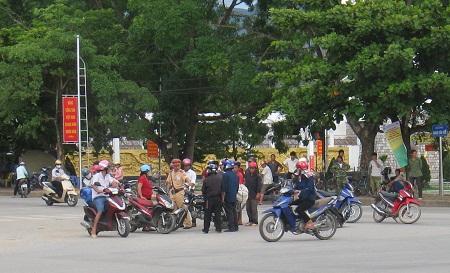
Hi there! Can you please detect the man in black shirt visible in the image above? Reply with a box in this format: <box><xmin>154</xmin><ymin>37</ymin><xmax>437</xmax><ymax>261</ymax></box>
<box><xmin>201</xmin><ymin>163</ymin><xmax>223</xmax><ymax>233</ymax></box>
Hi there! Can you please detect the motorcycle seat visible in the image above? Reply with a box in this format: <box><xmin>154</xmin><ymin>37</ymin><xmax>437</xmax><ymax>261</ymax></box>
<box><xmin>133</xmin><ymin>196</ymin><xmax>154</xmax><ymax>207</ymax></box>
<box><xmin>312</xmin><ymin>197</ymin><xmax>333</xmax><ymax>209</ymax></box>
<box><xmin>380</xmin><ymin>191</ymin><xmax>397</xmax><ymax>200</ymax></box>
<box><xmin>317</xmin><ymin>190</ymin><xmax>336</xmax><ymax>197</ymax></box>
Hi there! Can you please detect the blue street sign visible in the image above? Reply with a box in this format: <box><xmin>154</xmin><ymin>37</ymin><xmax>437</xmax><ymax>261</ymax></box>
<box><xmin>432</xmin><ymin>124</ymin><xmax>448</xmax><ymax>137</ymax></box>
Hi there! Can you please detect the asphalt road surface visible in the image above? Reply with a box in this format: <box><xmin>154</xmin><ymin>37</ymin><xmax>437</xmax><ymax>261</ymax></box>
<box><xmin>1</xmin><ymin>196</ymin><xmax>450</xmax><ymax>273</ymax></box>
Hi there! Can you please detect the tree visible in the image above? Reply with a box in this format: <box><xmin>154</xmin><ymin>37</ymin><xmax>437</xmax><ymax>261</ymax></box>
<box><xmin>259</xmin><ymin>0</ymin><xmax>450</xmax><ymax>171</ymax></box>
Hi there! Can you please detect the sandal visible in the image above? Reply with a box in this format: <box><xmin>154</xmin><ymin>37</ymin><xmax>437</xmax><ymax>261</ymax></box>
<box><xmin>245</xmin><ymin>222</ymin><xmax>253</xmax><ymax>226</ymax></box>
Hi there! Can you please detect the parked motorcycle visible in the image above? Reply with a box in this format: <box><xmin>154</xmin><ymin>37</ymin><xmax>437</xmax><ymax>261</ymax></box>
<box><xmin>126</xmin><ymin>186</ymin><xmax>176</xmax><ymax>234</ymax></box>
<box><xmin>17</xmin><ymin>178</ymin><xmax>29</xmax><ymax>198</ymax></box>
<box><xmin>262</xmin><ymin>178</ymin><xmax>288</xmax><ymax>201</ymax></box>
<box><xmin>316</xmin><ymin>181</ymin><xmax>363</xmax><ymax>224</ymax></box>
<box><xmin>41</xmin><ymin>175</ymin><xmax>78</xmax><ymax>207</ymax></box>
<box><xmin>81</xmin><ymin>187</ymin><xmax>131</xmax><ymax>237</ymax></box>
<box><xmin>30</xmin><ymin>167</ymin><xmax>49</xmax><ymax>190</ymax></box>
<box><xmin>259</xmin><ymin>186</ymin><xmax>338</xmax><ymax>242</ymax></box>
<box><xmin>371</xmin><ymin>181</ymin><xmax>421</xmax><ymax>224</ymax></box>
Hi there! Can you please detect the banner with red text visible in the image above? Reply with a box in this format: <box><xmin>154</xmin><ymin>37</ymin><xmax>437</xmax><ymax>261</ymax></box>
<box><xmin>62</xmin><ymin>97</ymin><xmax>79</xmax><ymax>143</ymax></box>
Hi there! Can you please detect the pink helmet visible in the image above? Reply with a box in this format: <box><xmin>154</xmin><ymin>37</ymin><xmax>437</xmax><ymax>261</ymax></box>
<box><xmin>98</xmin><ymin>160</ymin><xmax>110</xmax><ymax>171</ymax></box>
<box><xmin>182</xmin><ymin>158</ymin><xmax>191</xmax><ymax>165</ymax></box>
<box><xmin>91</xmin><ymin>165</ymin><xmax>100</xmax><ymax>173</ymax></box>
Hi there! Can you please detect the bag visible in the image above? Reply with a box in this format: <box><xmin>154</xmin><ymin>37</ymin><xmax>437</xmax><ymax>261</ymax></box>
<box><xmin>80</xmin><ymin>186</ymin><xmax>92</xmax><ymax>202</ymax></box>
<box><xmin>236</xmin><ymin>184</ymin><xmax>248</xmax><ymax>203</ymax></box>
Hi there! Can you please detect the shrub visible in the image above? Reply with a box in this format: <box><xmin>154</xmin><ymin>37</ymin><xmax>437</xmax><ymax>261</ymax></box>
<box><xmin>421</xmin><ymin>155</ymin><xmax>431</xmax><ymax>187</ymax></box>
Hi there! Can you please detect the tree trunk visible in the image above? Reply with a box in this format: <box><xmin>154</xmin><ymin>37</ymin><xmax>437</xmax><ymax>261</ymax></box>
<box><xmin>184</xmin><ymin>118</ymin><xmax>199</xmax><ymax>160</ymax></box>
<box><xmin>170</xmin><ymin>120</ymin><xmax>179</xmax><ymax>160</ymax></box>
<box><xmin>55</xmin><ymin>78</ymin><xmax>65</xmax><ymax>165</ymax></box>
<box><xmin>346</xmin><ymin>115</ymin><xmax>380</xmax><ymax>174</ymax></box>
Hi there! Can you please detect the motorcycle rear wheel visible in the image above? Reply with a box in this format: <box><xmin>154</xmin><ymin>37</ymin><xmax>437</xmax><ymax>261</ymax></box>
<box><xmin>344</xmin><ymin>203</ymin><xmax>363</xmax><ymax>223</ymax></box>
<box><xmin>117</xmin><ymin>218</ymin><xmax>131</xmax><ymax>237</ymax></box>
<box><xmin>44</xmin><ymin>196</ymin><xmax>54</xmax><ymax>206</ymax></box>
<box><xmin>398</xmin><ymin>204</ymin><xmax>421</xmax><ymax>224</ymax></box>
<box><xmin>259</xmin><ymin>213</ymin><xmax>284</xmax><ymax>242</ymax></box>
<box><xmin>372</xmin><ymin>201</ymin><xmax>387</xmax><ymax>223</ymax></box>
<box><xmin>157</xmin><ymin>212</ymin><xmax>176</xmax><ymax>234</ymax></box>
<box><xmin>67</xmin><ymin>195</ymin><xmax>78</xmax><ymax>207</ymax></box>
<box><xmin>314</xmin><ymin>211</ymin><xmax>337</xmax><ymax>240</ymax></box>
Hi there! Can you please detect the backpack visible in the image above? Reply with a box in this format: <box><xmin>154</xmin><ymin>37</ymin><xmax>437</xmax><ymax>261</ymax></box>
<box><xmin>80</xmin><ymin>186</ymin><xmax>92</xmax><ymax>202</ymax></box>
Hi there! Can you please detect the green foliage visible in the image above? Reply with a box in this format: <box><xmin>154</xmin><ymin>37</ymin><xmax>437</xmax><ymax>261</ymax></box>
<box><xmin>443</xmin><ymin>153</ymin><xmax>450</xmax><ymax>181</ymax></box>
<box><xmin>379</xmin><ymin>154</ymin><xmax>388</xmax><ymax>163</ymax></box>
<box><xmin>421</xmin><ymin>155</ymin><xmax>431</xmax><ymax>186</ymax></box>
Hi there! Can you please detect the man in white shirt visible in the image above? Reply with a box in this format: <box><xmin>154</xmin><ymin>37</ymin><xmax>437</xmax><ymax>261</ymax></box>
<box><xmin>14</xmin><ymin>162</ymin><xmax>29</xmax><ymax>197</ymax></box>
<box><xmin>259</xmin><ymin>160</ymin><xmax>273</xmax><ymax>205</ymax></box>
<box><xmin>283</xmin><ymin>151</ymin><xmax>299</xmax><ymax>180</ymax></box>
<box><xmin>182</xmin><ymin>158</ymin><xmax>197</xmax><ymax>227</ymax></box>
<box><xmin>368</xmin><ymin>152</ymin><xmax>383</xmax><ymax>197</ymax></box>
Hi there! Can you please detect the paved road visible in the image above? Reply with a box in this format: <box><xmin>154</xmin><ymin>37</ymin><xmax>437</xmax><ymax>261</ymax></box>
<box><xmin>1</xmin><ymin>196</ymin><xmax>450</xmax><ymax>273</ymax></box>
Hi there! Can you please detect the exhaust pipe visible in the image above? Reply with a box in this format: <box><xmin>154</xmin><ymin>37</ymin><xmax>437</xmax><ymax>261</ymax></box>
<box><xmin>80</xmin><ymin>221</ymin><xmax>91</xmax><ymax>229</ymax></box>
<box><xmin>41</xmin><ymin>195</ymin><xmax>48</xmax><ymax>201</ymax></box>
<box><xmin>371</xmin><ymin>204</ymin><xmax>387</xmax><ymax>215</ymax></box>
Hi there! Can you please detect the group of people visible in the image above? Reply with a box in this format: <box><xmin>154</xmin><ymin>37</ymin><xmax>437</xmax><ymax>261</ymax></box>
<box><xmin>368</xmin><ymin>150</ymin><xmax>424</xmax><ymax>199</ymax></box>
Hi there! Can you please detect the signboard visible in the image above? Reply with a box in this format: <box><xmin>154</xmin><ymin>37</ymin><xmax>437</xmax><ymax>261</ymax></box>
<box><xmin>432</xmin><ymin>124</ymin><xmax>448</xmax><ymax>137</ymax></box>
<box><xmin>383</xmin><ymin>121</ymin><xmax>408</xmax><ymax>168</ymax></box>
<box><xmin>147</xmin><ymin>140</ymin><xmax>159</xmax><ymax>157</ymax></box>
<box><xmin>317</xmin><ymin>140</ymin><xmax>323</xmax><ymax>156</ymax></box>
<box><xmin>62</xmin><ymin>97</ymin><xmax>78</xmax><ymax>143</ymax></box>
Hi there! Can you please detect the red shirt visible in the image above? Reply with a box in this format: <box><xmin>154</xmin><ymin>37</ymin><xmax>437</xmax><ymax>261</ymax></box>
<box><xmin>237</xmin><ymin>171</ymin><xmax>244</xmax><ymax>185</ymax></box>
<box><xmin>138</xmin><ymin>174</ymin><xmax>153</xmax><ymax>199</ymax></box>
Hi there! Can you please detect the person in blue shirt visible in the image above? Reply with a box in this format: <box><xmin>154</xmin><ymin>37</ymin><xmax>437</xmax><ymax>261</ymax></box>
<box><xmin>290</xmin><ymin>157</ymin><xmax>316</xmax><ymax>231</ymax></box>
<box><xmin>221</xmin><ymin>159</ymin><xmax>239</xmax><ymax>232</ymax></box>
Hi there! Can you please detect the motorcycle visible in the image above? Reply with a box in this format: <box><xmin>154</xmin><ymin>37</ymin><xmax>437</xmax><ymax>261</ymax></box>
<box><xmin>371</xmin><ymin>181</ymin><xmax>421</xmax><ymax>224</ymax></box>
<box><xmin>30</xmin><ymin>167</ymin><xmax>49</xmax><ymax>190</ymax></box>
<box><xmin>81</xmin><ymin>187</ymin><xmax>131</xmax><ymax>237</ymax></box>
<box><xmin>259</xmin><ymin>186</ymin><xmax>338</xmax><ymax>242</ymax></box>
<box><xmin>262</xmin><ymin>178</ymin><xmax>288</xmax><ymax>201</ymax></box>
<box><xmin>172</xmin><ymin>184</ymin><xmax>228</xmax><ymax>231</ymax></box>
<box><xmin>126</xmin><ymin>186</ymin><xmax>176</xmax><ymax>234</ymax></box>
<box><xmin>17</xmin><ymin>178</ymin><xmax>29</xmax><ymax>198</ymax></box>
<box><xmin>316</xmin><ymin>181</ymin><xmax>363</xmax><ymax>224</ymax></box>
<box><xmin>41</xmin><ymin>175</ymin><xmax>78</xmax><ymax>207</ymax></box>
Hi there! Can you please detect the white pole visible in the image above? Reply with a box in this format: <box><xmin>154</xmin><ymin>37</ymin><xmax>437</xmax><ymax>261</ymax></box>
<box><xmin>439</xmin><ymin>136</ymin><xmax>443</xmax><ymax>198</ymax></box>
<box><xmin>77</xmin><ymin>35</ymin><xmax>82</xmax><ymax>190</ymax></box>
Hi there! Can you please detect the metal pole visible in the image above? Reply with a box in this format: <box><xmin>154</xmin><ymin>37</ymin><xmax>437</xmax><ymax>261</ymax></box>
<box><xmin>439</xmin><ymin>136</ymin><xmax>443</xmax><ymax>198</ymax></box>
<box><xmin>77</xmin><ymin>35</ymin><xmax>82</xmax><ymax>190</ymax></box>
<box><xmin>158</xmin><ymin>76</ymin><xmax>162</xmax><ymax>187</ymax></box>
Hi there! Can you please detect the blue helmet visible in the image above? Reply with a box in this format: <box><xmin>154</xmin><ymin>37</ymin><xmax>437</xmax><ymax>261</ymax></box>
<box><xmin>222</xmin><ymin>159</ymin><xmax>234</xmax><ymax>170</ymax></box>
<box><xmin>140</xmin><ymin>164</ymin><xmax>151</xmax><ymax>172</ymax></box>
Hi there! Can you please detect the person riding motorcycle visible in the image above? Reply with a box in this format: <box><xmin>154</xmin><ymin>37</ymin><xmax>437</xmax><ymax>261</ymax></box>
<box><xmin>290</xmin><ymin>157</ymin><xmax>316</xmax><ymax>231</ymax></box>
<box><xmin>13</xmin><ymin>162</ymin><xmax>29</xmax><ymax>197</ymax></box>
<box><xmin>81</xmin><ymin>168</ymin><xmax>92</xmax><ymax>187</ymax></box>
<box><xmin>51</xmin><ymin>160</ymin><xmax>66</xmax><ymax>198</ymax></box>
<box><xmin>90</xmin><ymin>160</ymin><xmax>120</xmax><ymax>237</ymax></box>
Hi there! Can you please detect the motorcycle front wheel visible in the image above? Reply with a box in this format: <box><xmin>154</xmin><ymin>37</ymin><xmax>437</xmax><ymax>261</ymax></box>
<box><xmin>314</xmin><ymin>211</ymin><xmax>337</xmax><ymax>240</ymax></box>
<box><xmin>372</xmin><ymin>201</ymin><xmax>387</xmax><ymax>223</ymax></box>
<box><xmin>67</xmin><ymin>195</ymin><xmax>78</xmax><ymax>207</ymax></box>
<box><xmin>259</xmin><ymin>213</ymin><xmax>284</xmax><ymax>242</ymax></box>
<box><xmin>398</xmin><ymin>204</ymin><xmax>421</xmax><ymax>224</ymax></box>
<box><xmin>344</xmin><ymin>202</ymin><xmax>363</xmax><ymax>223</ymax></box>
<box><xmin>117</xmin><ymin>218</ymin><xmax>131</xmax><ymax>237</ymax></box>
<box><xmin>157</xmin><ymin>212</ymin><xmax>176</xmax><ymax>234</ymax></box>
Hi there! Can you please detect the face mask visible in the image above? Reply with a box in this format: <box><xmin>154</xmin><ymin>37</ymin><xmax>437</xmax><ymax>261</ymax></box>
<box><xmin>85</xmin><ymin>173</ymin><xmax>92</xmax><ymax>180</ymax></box>
<box><xmin>56</xmin><ymin>165</ymin><xmax>61</xmax><ymax>169</ymax></box>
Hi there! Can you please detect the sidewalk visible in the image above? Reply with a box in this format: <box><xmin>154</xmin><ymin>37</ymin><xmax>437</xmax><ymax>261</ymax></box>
<box><xmin>2</xmin><ymin>187</ymin><xmax>450</xmax><ymax>207</ymax></box>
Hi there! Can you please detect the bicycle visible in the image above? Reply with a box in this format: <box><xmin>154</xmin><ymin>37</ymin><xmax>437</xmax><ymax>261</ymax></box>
<box><xmin>354</xmin><ymin>175</ymin><xmax>371</xmax><ymax>196</ymax></box>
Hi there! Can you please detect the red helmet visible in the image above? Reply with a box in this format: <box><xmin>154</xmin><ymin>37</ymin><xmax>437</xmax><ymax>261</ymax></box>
<box><xmin>296</xmin><ymin>157</ymin><xmax>308</xmax><ymax>170</ymax></box>
<box><xmin>182</xmin><ymin>158</ymin><xmax>191</xmax><ymax>165</ymax></box>
<box><xmin>91</xmin><ymin>165</ymin><xmax>100</xmax><ymax>173</ymax></box>
<box><xmin>248</xmin><ymin>162</ymin><xmax>258</xmax><ymax>168</ymax></box>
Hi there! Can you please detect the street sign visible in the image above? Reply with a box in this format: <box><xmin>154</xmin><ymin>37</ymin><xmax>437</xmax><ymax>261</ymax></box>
<box><xmin>62</xmin><ymin>96</ymin><xmax>79</xmax><ymax>143</ymax></box>
<box><xmin>147</xmin><ymin>141</ymin><xmax>159</xmax><ymax>158</ymax></box>
<box><xmin>432</xmin><ymin>124</ymin><xmax>448</xmax><ymax>137</ymax></box>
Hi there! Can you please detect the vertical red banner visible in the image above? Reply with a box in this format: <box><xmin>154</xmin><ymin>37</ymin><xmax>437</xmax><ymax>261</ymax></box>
<box><xmin>62</xmin><ymin>97</ymin><xmax>79</xmax><ymax>142</ymax></box>
<box><xmin>309</xmin><ymin>155</ymin><xmax>315</xmax><ymax>172</ymax></box>
<box><xmin>317</xmin><ymin>140</ymin><xmax>323</xmax><ymax>156</ymax></box>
